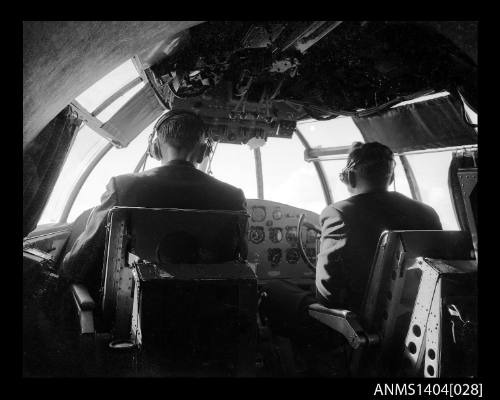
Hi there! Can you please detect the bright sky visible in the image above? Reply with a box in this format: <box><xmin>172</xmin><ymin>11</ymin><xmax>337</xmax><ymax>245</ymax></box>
<box><xmin>38</xmin><ymin>58</ymin><xmax>472</xmax><ymax>230</ymax></box>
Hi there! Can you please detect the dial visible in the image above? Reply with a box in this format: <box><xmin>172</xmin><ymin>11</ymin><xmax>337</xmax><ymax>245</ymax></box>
<box><xmin>249</xmin><ymin>226</ymin><xmax>265</xmax><ymax>244</ymax></box>
<box><xmin>272</xmin><ymin>207</ymin><xmax>283</xmax><ymax>220</ymax></box>
<box><xmin>251</xmin><ymin>206</ymin><xmax>266</xmax><ymax>222</ymax></box>
<box><xmin>306</xmin><ymin>228</ymin><xmax>318</xmax><ymax>243</ymax></box>
<box><xmin>285</xmin><ymin>226</ymin><xmax>298</xmax><ymax>243</ymax></box>
<box><xmin>269</xmin><ymin>227</ymin><xmax>283</xmax><ymax>243</ymax></box>
<box><xmin>267</xmin><ymin>248</ymin><xmax>282</xmax><ymax>267</ymax></box>
<box><xmin>306</xmin><ymin>248</ymin><xmax>317</xmax><ymax>264</ymax></box>
<box><xmin>286</xmin><ymin>248</ymin><xmax>300</xmax><ymax>264</ymax></box>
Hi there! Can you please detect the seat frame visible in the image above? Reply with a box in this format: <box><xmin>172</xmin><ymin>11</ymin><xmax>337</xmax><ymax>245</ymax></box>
<box><xmin>307</xmin><ymin>230</ymin><xmax>476</xmax><ymax>377</ymax></box>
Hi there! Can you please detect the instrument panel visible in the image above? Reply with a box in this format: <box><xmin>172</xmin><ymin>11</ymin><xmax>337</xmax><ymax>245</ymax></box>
<box><xmin>245</xmin><ymin>199</ymin><xmax>319</xmax><ymax>282</ymax></box>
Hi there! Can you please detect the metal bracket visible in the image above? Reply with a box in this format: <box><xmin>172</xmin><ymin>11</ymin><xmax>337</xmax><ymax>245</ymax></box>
<box><xmin>308</xmin><ymin>304</ymin><xmax>374</xmax><ymax>349</ymax></box>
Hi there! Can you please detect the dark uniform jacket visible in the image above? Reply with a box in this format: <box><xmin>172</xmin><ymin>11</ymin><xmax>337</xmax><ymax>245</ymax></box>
<box><xmin>61</xmin><ymin>160</ymin><xmax>247</xmax><ymax>296</ymax></box>
<box><xmin>316</xmin><ymin>190</ymin><xmax>442</xmax><ymax>313</ymax></box>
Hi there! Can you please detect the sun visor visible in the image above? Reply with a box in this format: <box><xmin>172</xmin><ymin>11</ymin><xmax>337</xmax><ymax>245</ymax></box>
<box><xmin>352</xmin><ymin>95</ymin><xmax>477</xmax><ymax>153</ymax></box>
<box><xmin>101</xmin><ymin>84</ymin><xmax>165</xmax><ymax>148</ymax></box>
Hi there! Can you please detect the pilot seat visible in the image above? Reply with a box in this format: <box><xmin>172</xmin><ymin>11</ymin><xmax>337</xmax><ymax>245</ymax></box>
<box><xmin>261</xmin><ymin>230</ymin><xmax>477</xmax><ymax>377</ymax></box>
<box><xmin>70</xmin><ymin>206</ymin><xmax>257</xmax><ymax>377</ymax></box>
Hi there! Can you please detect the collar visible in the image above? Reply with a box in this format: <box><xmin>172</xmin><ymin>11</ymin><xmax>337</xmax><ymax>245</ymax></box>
<box><xmin>163</xmin><ymin>159</ymin><xmax>196</xmax><ymax>168</ymax></box>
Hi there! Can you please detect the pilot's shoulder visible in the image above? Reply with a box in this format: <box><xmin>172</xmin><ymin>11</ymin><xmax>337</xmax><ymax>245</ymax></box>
<box><xmin>111</xmin><ymin>171</ymin><xmax>145</xmax><ymax>187</ymax></box>
<box><xmin>200</xmin><ymin>172</ymin><xmax>245</xmax><ymax>196</ymax></box>
<box><xmin>394</xmin><ymin>192</ymin><xmax>438</xmax><ymax>215</ymax></box>
<box><xmin>320</xmin><ymin>201</ymin><xmax>348</xmax><ymax>221</ymax></box>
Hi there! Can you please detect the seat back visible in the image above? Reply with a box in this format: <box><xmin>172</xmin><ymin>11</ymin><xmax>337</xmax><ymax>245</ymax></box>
<box><xmin>353</xmin><ymin>230</ymin><xmax>474</xmax><ymax>376</ymax></box>
<box><xmin>100</xmin><ymin>207</ymin><xmax>249</xmax><ymax>332</ymax></box>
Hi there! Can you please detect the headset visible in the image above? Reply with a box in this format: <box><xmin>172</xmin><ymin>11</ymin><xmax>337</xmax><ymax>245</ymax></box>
<box><xmin>339</xmin><ymin>145</ymin><xmax>395</xmax><ymax>188</ymax></box>
<box><xmin>147</xmin><ymin>110</ymin><xmax>213</xmax><ymax>163</ymax></box>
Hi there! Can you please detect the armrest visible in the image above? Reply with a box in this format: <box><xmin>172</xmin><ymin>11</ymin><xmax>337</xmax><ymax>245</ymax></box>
<box><xmin>71</xmin><ymin>284</ymin><xmax>95</xmax><ymax>334</ymax></box>
<box><xmin>308</xmin><ymin>303</ymin><xmax>378</xmax><ymax>349</ymax></box>
<box><xmin>71</xmin><ymin>284</ymin><xmax>95</xmax><ymax>310</ymax></box>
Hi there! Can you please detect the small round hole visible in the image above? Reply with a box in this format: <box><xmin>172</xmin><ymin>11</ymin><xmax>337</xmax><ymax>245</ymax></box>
<box><xmin>408</xmin><ymin>342</ymin><xmax>417</xmax><ymax>354</ymax></box>
<box><xmin>428</xmin><ymin>349</ymin><xmax>436</xmax><ymax>360</ymax></box>
<box><xmin>427</xmin><ymin>365</ymin><xmax>435</xmax><ymax>376</ymax></box>
<box><xmin>412</xmin><ymin>324</ymin><xmax>422</xmax><ymax>337</ymax></box>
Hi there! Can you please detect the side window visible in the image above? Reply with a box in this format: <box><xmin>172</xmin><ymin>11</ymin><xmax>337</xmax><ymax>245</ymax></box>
<box><xmin>66</xmin><ymin>128</ymin><xmax>152</xmax><ymax>222</ymax></box>
<box><xmin>208</xmin><ymin>143</ymin><xmax>258</xmax><ymax>199</ymax></box>
<box><xmin>405</xmin><ymin>151</ymin><xmax>458</xmax><ymax>230</ymax></box>
<box><xmin>298</xmin><ymin>117</ymin><xmax>364</xmax><ymax>147</ymax></box>
<box><xmin>260</xmin><ymin>135</ymin><xmax>325</xmax><ymax>214</ymax></box>
<box><xmin>38</xmin><ymin>126</ymin><xmax>109</xmax><ymax>226</ymax></box>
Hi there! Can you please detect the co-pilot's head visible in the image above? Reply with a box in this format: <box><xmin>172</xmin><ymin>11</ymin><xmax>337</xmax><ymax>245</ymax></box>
<box><xmin>148</xmin><ymin>111</ymin><xmax>211</xmax><ymax>165</ymax></box>
<box><xmin>339</xmin><ymin>141</ymin><xmax>395</xmax><ymax>195</ymax></box>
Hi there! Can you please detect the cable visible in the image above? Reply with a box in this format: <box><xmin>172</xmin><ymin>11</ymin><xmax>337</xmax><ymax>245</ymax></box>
<box><xmin>289</xmin><ymin>89</ymin><xmax>436</xmax><ymax>121</ymax></box>
<box><xmin>206</xmin><ymin>140</ymin><xmax>218</xmax><ymax>175</ymax></box>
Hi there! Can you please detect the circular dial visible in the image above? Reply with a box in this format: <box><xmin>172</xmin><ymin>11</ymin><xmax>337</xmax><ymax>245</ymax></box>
<box><xmin>306</xmin><ymin>228</ymin><xmax>318</xmax><ymax>243</ymax></box>
<box><xmin>285</xmin><ymin>226</ymin><xmax>298</xmax><ymax>243</ymax></box>
<box><xmin>286</xmin><ymin>248</ymin><xmax>301</xmax><ymax>264</ymax></box>
<box><xmin>269</xmin><ymin>227</ymin><xmax>283</xmax><ymax>243</ymax></box>
<box><xmin>272</xmin><ymin>207</ymin><xmax>283</xmax><ymax>220</ymax></box>
<box><xmin>306</xmin><ymin>248</ymin><xmax>317</xmax><ymax>264</ymax></box>
<box><xmin>251</xmin><ymin>206</ymin><xmax>266</xmax><ymax>222</ymax></box>
<box><xmin>267</xmin><ymin>248</ymin><xmax>282</xmax><ymax>266</ymax></box>
<box><xmin>249</xmin><ymin>226</ymin><xmax>265</xmax><ymax>244</ymax></box>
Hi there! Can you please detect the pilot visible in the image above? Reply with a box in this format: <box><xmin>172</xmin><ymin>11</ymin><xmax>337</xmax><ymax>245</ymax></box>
<box><xmin>61</xmin><ymin>111</ymin><xmax>247</xmax><ymax>299</ymax></box>
<box><xmin>261</xmin><ymin>141</ymin><xmax>442</xmax><ymax>350</ymax></box>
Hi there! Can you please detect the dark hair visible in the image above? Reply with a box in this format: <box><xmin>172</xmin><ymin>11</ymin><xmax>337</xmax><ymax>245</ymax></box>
<box><xmin>347</xmin><ymin>141</ymin><xmax>395</xmax><ymax>187</ymax></box>
<box><xmin>157</xmin><ymin>112</ymin><xmax>205</xmax><ymax>150</ymax></box>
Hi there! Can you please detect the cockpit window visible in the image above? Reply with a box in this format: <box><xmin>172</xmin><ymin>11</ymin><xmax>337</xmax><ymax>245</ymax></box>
<box><xmin>208</xmin><ymin>143</ymin><xmax>258</xmax><ymax>199</ymax></box>
<box><xmin>260</xmin><ymin>135</ymin><xmax>325</xmax><ymax>213</ymax></box>
<box><xmin>405</xmin><ymin>150</ymin><xmax>459</xmax><ymax>230</ymax></box>
<box><xmin>38</xmin><ymin>126</ymin><xmax>108</xmax><ymax>225</ymax></box>
<box><xmin>297</xmin><ymin>117</ymin><xmax>364</xmax><ymax>147</ymax></box>
<box><xmin>66</xmin><ymin>124</ymin><xmax>154</xmax><ymax>223</ymax></box>
<box><xmin>75</xmin><ymin>59</ymin><xmax>140</xmax><ymax>112</ymax></box>
<box><xmin>94</xmin><ymin>82</ymin><xmax>145</xmax><ymax>123</ymax></box>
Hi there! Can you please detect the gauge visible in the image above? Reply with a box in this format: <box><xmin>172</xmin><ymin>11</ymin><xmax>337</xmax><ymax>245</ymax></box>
<box><xmin>267</xmin><ymin>248</ymin><xmax>282</xmax><ymax>267</ymax></box>
<box><xmin>251</xmin><ymin>206</ymin><xmax>266</xmax><ymax>222</ymax></box>
<box><xmin>286</xmin><ymin>248</ymin><xmax>300</xmax><ymax>264</ymax></box>
<box><xmin>249</xmin><ymin>226</ymin><xmax>265</xmax><ymax>244</ymax></box>
<box><xmin>306</xmin><ymin>248</ymin><xmax>317</xmax><ymax>264</ymax></box>
<box><xmin>285</xmin><ymin>226</ymin><xmax>298</xmax><ymax>243</ymax></box>
<box><xmin>306</xmin><ymin>228</ymin><xmax>318</xmax><ymax>243</ymax></box>
<box><xmin>272</xmin><ymin>207</ymin><xmax>283</xmax><ymax>220</ymax></box>
<box><xmin>269</xmin><ymin>227</ymin><xmax>283</xmax><ymax>243</ymax></box>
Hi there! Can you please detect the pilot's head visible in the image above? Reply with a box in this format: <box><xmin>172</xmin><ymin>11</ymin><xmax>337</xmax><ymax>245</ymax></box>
<box><xmin>339</xmin><ymin>141</ymin><xmax>395</xmax><ymax>195</ymax></box>
<box><xmin>150</xmin><ymin>110</ymin><xmax>210</xmax><ymax>165</ymax></box>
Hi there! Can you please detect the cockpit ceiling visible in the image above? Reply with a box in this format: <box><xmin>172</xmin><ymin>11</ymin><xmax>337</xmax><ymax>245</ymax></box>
<box><xmin>141</xmin><ymin>21</ymin><xmax>477</xmax><ymax>125</ymax></box>
<box><xmin>23</xmin><ymin>21</ymin><xmax>477</xmax><ymax>149</ymax></box>
<box><xmin>23</xmin><ymin>21</ymin><xmax>203</xmax><ymax>148</ymax></box>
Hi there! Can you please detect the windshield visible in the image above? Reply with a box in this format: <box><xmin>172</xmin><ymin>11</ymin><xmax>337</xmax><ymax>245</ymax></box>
<box><xmin>36</xmin><ymin>57</ymin><xmax>466</xmax><ymax>231</ymax></box>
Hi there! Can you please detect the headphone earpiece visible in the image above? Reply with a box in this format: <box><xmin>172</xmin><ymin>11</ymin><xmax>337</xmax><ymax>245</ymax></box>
<box><xmin>340</xmin><ymin>158</ymin><xmax>357</xmax><ymax>187</ymax></box>
<box><xmin>387</xmin><ymin>160</ymin><xmax>396</xmax><ymax>185</ymax></box>
<box><xmin>195</xmin><ymin>139</ymin><xmax>213</xmax><ymax>164</ymax></box>
<box><xmin>348</xmin><ymin>170</ymin><xmax>356</xmax><ymax>187</ymax></box>
<box><xmin>196</xmin><ymin>143</ymin><xmax>208</xmax><ymax>164</ymax></box>
<box><xmin>147</xmin><ymin>134</ymin><xmax>162</xmax><ymax>160</ymax></box>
